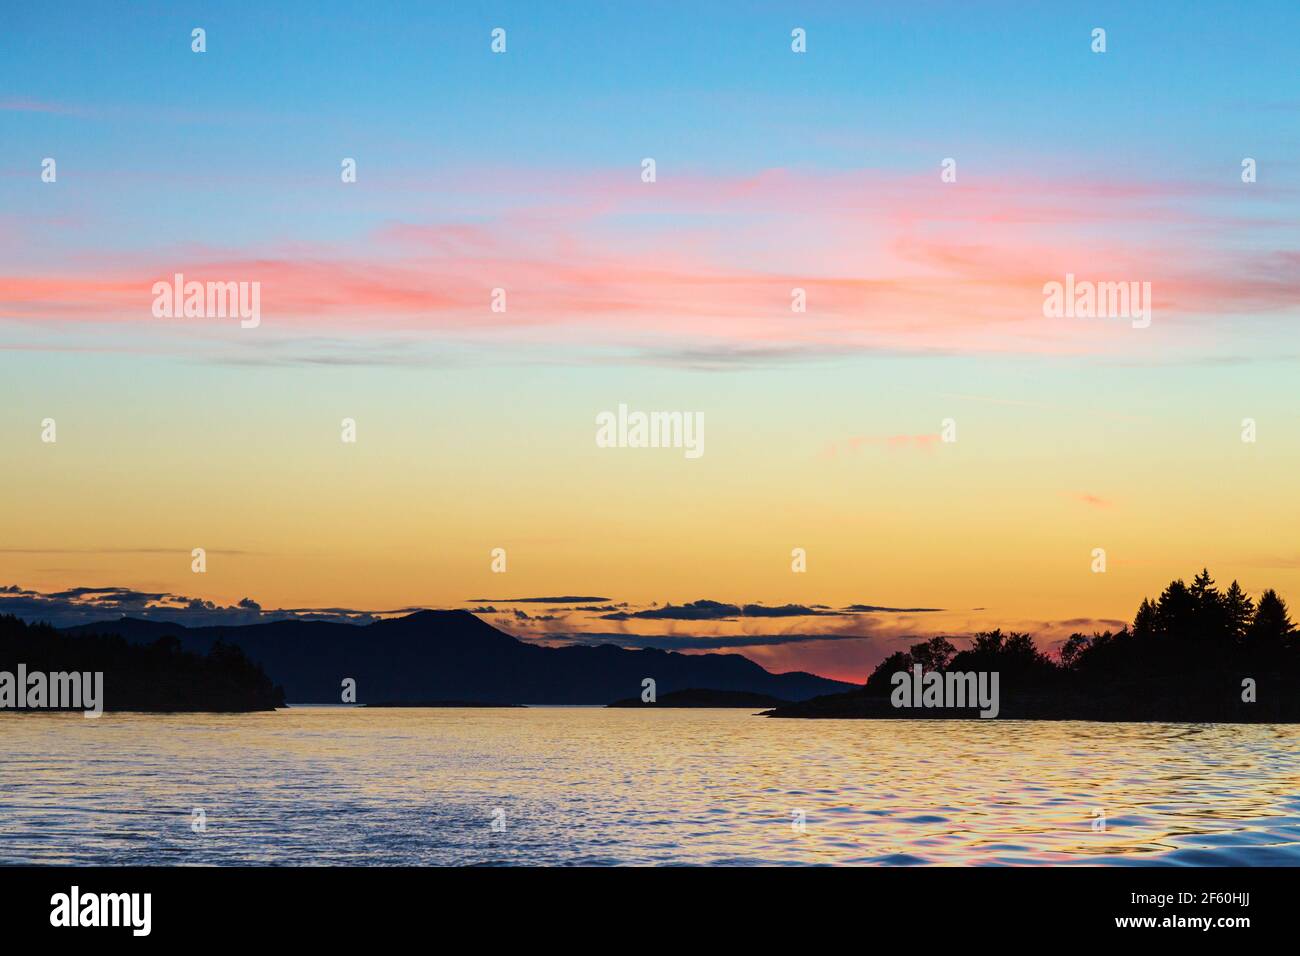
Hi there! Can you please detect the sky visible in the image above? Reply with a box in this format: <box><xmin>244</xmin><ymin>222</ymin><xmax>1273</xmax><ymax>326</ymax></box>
<box><xmin>2</xmin><ymin>2</ymin><xmax>1298</xmax><ymax>682</ymax></box>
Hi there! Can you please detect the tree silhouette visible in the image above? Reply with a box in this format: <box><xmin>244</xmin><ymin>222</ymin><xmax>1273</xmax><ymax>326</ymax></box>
<box><xmin>1223</xmin><ymin>580</ymin><xmax>1255</xmax><ymax>643</ymax></box>
<box><xmin>851</xmin><ymin>570</ymin><xmax>1300</xmax><ymax>720</ymax></box>
<box><xmin>1248</xmin><ymin>589</ymin><xmax>1295</xmax><ymax>647</ymax></box>
<box><xmin>908</xmin><ymin>636</ymin><xmax>956</xmax><ymax>672</ymax></box>
<box><xmin>1132</xmin><ymin>598</ymin><xmax>1157</xmax><ymax>639</ymax></box>
<box><xmin>865</xmin><ymin>651</ymin><xmax>912</xmax><ymax>691</ymax></box>
<box><xmin>1059</xmin><ymin>633</ymin><xmax>1090</xmax><ymax>669</ymax></box>
<box><xmin>1154</xmin><ymin>578</ymin><xmax>1197</xmax><ymax>641</ymax></box>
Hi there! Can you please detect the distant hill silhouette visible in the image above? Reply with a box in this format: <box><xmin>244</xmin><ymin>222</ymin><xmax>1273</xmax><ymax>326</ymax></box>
<box><xmin>769</xmin><ymin>570</ymin><xmax>1300</xmax><ymax>721</ymax></box>
<box><xmin>1</xmin><ymin>614</ymin><xmax>283</xmax><ymax>712</ymax></box>
<box><xmin>608</xmin><ymin>688</ymin><xmax>787</xmax><ymax>708</ymax></box>
<box><xmin>62</xmin><ymin>610</ymin><xmax>852</xmax><ymax>704</ymax></box>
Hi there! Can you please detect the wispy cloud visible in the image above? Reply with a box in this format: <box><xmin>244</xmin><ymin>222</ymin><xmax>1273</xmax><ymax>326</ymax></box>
<box><xmin>1066</xmin><ymin>492</ymin><xmax>1114</xmax><ymax>509</ymax></box>
<box><xmin>0</xmin><ymin>97</ymin><xmax>82</xmax><ymax>115</ymax></box>
<box><xmin>822</xmin><ymin>433</ymin><xmax>942</xmax><ymax>458</ymax></box>
<box><xmin>4</xmin><ymin>167</ymin><xmax>1296</xmax><ymax>366</ymax></box>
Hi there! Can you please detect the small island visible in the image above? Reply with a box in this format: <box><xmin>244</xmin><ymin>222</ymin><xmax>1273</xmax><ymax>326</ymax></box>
<box><xmin>767</xmin><ymin>570</ymin><xmax>1300</xmax><ymax>722</ymax></box>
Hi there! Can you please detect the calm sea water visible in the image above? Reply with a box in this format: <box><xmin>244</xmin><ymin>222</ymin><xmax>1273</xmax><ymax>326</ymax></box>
<box><xmin>2</xmin><ymin>707</ymin><xmax>1298</xmax><ymax>865</ymax></box>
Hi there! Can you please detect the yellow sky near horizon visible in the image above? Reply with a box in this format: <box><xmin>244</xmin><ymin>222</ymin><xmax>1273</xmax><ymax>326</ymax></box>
<box><xmin>4</xmin><ymin>350</ymin><xmax>1298</xmax><ymax>685</ymax></box>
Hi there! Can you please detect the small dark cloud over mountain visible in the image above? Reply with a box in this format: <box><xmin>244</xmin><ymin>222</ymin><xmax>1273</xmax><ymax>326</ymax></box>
<box><xmin>600</xmin><ymin>600</ymin><xmax>741</xmax><ymax>621</ymax></box>
<box><xmin>742</xmin><ymin>604</ymin><xmax>830</xmax><ymax>618</ymax></box>
<box><xmin>511</xmin><ymin>609</ymin><xmax>557</xmax><ymax>621</ymax></box>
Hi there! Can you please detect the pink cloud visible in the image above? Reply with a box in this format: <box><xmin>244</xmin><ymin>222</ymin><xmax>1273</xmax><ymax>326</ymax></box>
<box><xmin>2</xmin><ymin>167</ymin><xmax>1296</xmax><ymax>361</ymax></box>
<box><xmin>824</xmin><ymin>434</ymin><xmax>942</xmax><ymax>458</ymax></box>
<box><xmin>1067</xmin><ymin>493</ymin><xmax>1115</xmax><ymax>509</ymax></box>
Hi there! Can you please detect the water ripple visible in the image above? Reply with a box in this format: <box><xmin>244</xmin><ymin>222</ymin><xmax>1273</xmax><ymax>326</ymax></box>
<box><xmin>0</xmin><ymin>709</ymin><xmax>1297</xmax><ymax>865</ymax></box>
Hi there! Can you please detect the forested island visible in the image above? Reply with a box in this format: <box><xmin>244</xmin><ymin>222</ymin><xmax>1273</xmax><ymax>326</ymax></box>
<box><xmin>767</xmin><ymin>571</ymin><xmax>1300</xmax><ymax>721</ymax></box>
<box><xmin>1</xmin><ymin>614</ymin><xmax>284</xmax><ymax>712</ymax></box>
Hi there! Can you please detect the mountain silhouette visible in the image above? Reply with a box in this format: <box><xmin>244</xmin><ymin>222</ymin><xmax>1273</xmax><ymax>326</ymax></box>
<box><xmin>62</xmin><ymin>609</ymin><xmax>851</xmax><ymax>704</ymax></box>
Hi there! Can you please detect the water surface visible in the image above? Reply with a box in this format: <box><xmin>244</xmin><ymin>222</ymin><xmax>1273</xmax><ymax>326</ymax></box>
<box><xmin>2</xmin><ymin>708</ymin><xmax>1297</xmax><ymax>865</ymax></box>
